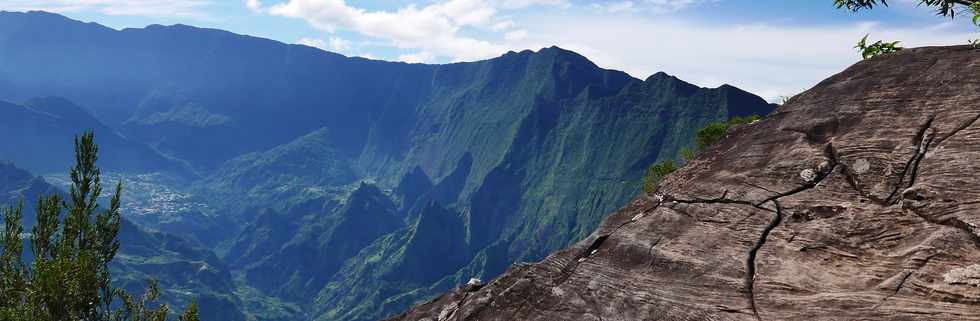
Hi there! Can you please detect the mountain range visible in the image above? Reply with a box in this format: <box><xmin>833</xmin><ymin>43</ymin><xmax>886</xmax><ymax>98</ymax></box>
<box><xmin>0</xmin><ymin>11</ymin><xmax>774</xmax><ymax>321</ymax></box>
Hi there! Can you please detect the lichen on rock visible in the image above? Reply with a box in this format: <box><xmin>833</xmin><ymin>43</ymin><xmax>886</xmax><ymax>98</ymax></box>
<box><xmin>944</xmin><ymin>265</ymin><xmax>980</xmax><ymax>287</ymax></box>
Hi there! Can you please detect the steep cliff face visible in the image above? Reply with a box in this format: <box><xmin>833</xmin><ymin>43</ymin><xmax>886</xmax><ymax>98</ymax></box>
<box><xmin>389</xmin><ymin>45</ymin><xmax>980</xmax><ymax>321</ymax></box>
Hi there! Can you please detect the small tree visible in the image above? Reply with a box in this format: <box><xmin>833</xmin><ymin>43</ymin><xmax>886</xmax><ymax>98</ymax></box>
<box><xmin>643</xmin><ymin>160</ymin><xmax>678</xmax><ymax>193</ymax></box>
<box><xmin>0</xmin><ymin>131</ymin><xmax>201</xmax><ymax>321</ymax></box>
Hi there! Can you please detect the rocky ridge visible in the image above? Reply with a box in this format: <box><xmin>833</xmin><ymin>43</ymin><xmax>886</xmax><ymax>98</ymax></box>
<box><xmin>389</xmin><ymin>46</ymin><xmax>980</xmax><ymax>320</ymax></box>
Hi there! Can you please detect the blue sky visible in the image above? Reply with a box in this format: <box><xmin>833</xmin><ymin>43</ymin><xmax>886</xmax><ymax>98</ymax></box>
<box><xmin>1</xmin><ymin>0</ymin><xmax>977</xmax><ymax>100</ymax></box>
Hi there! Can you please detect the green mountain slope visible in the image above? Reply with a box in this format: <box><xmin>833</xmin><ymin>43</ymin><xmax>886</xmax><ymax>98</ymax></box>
<box><xmin>228</xmin><ymin>183</ymin><xmax>403</xmax><ymax>302</ymax></box>
<box><xmin>200</xmin><ymin>128</ymin><xmax>357</xmax><ymax>215</ymax></box>
<box><xmin>215</xmin><ymin>50</ymin><xmax>774</xmax><ymax>321</ymax></box>
<box><xmin>0</xmin><ymin>11</ymin><xmax>777</xmax><ymax>321</ymax></box>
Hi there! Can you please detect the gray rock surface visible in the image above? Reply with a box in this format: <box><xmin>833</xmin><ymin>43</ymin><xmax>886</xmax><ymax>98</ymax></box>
<box><xmin>387</xmin><ymin>45</ymin><xmax>980</xmax><ymax>320</ymax></box>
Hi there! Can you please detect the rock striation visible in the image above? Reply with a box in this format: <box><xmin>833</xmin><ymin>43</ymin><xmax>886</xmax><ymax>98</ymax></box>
<box><xmin>388</xmin><ymin>45</ymin><xmax>980</xmax><ymax>320</ymax></box>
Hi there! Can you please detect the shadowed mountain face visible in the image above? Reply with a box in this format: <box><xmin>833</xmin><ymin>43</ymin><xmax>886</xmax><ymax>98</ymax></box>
<box><xmin>0</xmin><ymin>11</ymin><xmax>777</xmax><ymax>321</ymax></box>
<box><xmin>0</xmin><ymin>98</ymin><xmax>186</xmax><ymax>175</ymax></box>
<box><xmin>0</xmin><ymin>162</ymin><xmax>61</xmax><ymax>225</ymax></box>
<box><xmin>389</xmin><ymin>46</ymin><xmax>980</xmax><ymax>321</ymax></box>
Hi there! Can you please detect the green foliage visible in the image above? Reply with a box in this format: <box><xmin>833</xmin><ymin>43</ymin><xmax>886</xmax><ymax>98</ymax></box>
<box><xmin>178</xmin><ymin>301</ymin><xmax>199</xmax><ymax>321</ymax></box>
<box><xmin>974</xmin><ymin>2</ymin><xmax>980</xmax><ymax>25</ymax></box>
<box><xmin>0</xmin><ymin>131</ymin><xmax>200</xmax><ymax>321</ymax></box>
<box><xmin>836</xmin><ymin>1</ymin><xmax>980</xmax><ymax>48</ymax></box>
<box><xmin>972</xmin><ymin>2</ymin><xmax>980</xmax><ymax>45</ymax></box>
<box><xmin>855</xmin><ymin>35</ymin><xmax>903</xmax><ymax>59</ymax></box>
<box><xmin>117</xmin><ymin>279</ymin><xmax>169</xmax><ymax>321</ymax></box>
<box><xmin>0</xmin><ymin>202</ymin><xmax>26</xmax><ymax>311</ymax></box>
<box><xmin>728</xmin><ymin>115</ymin><xmax>763</xmax><ymax>126</ymax></box>
<box><xmin>680</xmin><ymin>147</ymin><xmax>697</xmax><ymax>162</ymax></box>
<box><xmin>695</xmin><ymin>123</ymin><xmax>732</xmax><ymax>151</ymax></box>
<box><xmin>643</xmin><ymin>114</ymin><xmax>764</xmax><ymax>193</ymax></box>
<box><xmin>643</xmin><ymin>160</ymin><xmax>678</xmax><ymax>193</ymax></box>
<box><xmin>695</xmin><ymin>115</ymin><xmax>760</xmax><ymax>150</ymax></box>
<box><xmin>835</xmin><ymin>0</ymin><xmax>971</xmax><ymax>17</ymax></box>
<box><xmin>834</xmin><ymin>0</ymin><xmax>889</xmax><ymax>11</ymax></box>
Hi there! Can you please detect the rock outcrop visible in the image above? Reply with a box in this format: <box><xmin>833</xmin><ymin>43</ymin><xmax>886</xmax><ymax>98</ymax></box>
<box><xmin>388</xmin><ymin>45</ymin><xmax>980</xmax><ymax>320</ymax></box>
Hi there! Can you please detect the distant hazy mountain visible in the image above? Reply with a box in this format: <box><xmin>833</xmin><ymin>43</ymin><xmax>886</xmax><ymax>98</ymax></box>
<box><xmin>0</xmin><ymin>97</ymin><xmax>188</xmax><ymax>175</ymax></box>
<box><xmin>0</xmin><ymin>11</ymin><xmax>776</xmax><ymax>321</ymax></box>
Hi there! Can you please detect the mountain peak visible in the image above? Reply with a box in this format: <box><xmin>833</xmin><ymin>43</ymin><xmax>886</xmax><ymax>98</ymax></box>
<box><xmin>645</xmin><ymin>71</ymin><xmax>673</xmax><ymax>81</ymax></box>
<box><xmin>536</xmin><ymin>45</ymin><xmax>595</xmax><ymax>65</ymax></box>
<box><xmin>390</xmin><ymin>45</ymin><xmax>980</xmax><ymax>321</ymax></box>
<box><xmin>0</xmin><ymin>10</ymin><xmax>112</xmax><ymax>32</ymax></box>
<box><xmin>0</xmin><ymin>10</ymin><xmax>68</xmax><ymax>19</ymax></box>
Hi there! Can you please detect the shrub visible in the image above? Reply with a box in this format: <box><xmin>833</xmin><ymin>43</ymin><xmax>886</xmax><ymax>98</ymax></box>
<box><xmin>643</xmin><ymin>115</ymin><xmax>762</xmax><ymax>194</ymax></box>
<box><xmin>695</xmin><ymin>122</ymin><xmax>730</xmax><ymax>151</ymax></box>
<box><xmin>680</xmin><ymin>147</ymin><xmax>697</xmax><ymax>162</ymax></box>
<box><xmin>696</xmin><ymin>115</ymin><xmax>761</xmax><ymax>150</ymax></box>
<box><xmin>643</xmin><ymin>160</ymin><xmax>678</xmax><ymax>193</ymax></box>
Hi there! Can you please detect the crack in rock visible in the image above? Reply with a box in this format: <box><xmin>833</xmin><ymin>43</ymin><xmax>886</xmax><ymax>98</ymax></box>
<box><xmin>756</xmin><ymin>144</ymin><xmax>839</xmax><ymax>207</ymax></box>
<box><xmin>666</xmin><ymin>144</ymin><xmax>840</xmax><ymax>321</ymax></box>
<box><xmin>886</xmin><ymin>116</ymin><xmax>936</xmax><ymax>204</ymax></box>
<box><xmin>905</xmin><ymin>205</ymin><xmax>980</xmax><ymax>249</ymax></box>
<box><xmin>872</xmin><ymin>253</ymin><xmax>939</xmax><ymax>310</ymax></box>
<box><xmin>745</xmin><ymin>201</ymin><xmax>783</xmax><ymax>321</ymax></box>
<box><xmin>646</xmin><ymin>237</ymin><xmax>663</xmax><ymax>269</ymax></box>
<box><xmin>933</xmin><ymin>112</ymin><xmax>980</xmax><ymax>147</ymax></box>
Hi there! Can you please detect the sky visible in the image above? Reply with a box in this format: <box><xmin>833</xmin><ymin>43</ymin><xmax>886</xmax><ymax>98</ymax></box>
<box><xmin>1</xmin><ymin>0</ymin><xmax>977</xmax><ymax>101</ymax></box>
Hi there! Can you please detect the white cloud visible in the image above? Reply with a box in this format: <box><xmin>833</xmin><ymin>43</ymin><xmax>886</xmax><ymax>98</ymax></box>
<box><xmin>588</xmin><ymin>0</ymin><xmax>716</xmax><ymax>14</ymax></box>
<box><xmin>298</xmin><ymin>36</ymin><xmax>352</xmax><ymax>52</ymax></box>
<box><xmin>264</xmin><ymin>0</ymin><xmax>512</xmax><ymax>61</ymax></box>
<box><xmin>329</xmin><ymin>36</ymin><xmax>352</xmax><ymax>51</ymax></box>
<box><xmin>261</xmin><ymin>0</ymin><xmax>978</xmax><ymax>101</ymax></box>
<box><xmin>245</xmin><ymin>0</ymin><xmax>262</xmax><ymax>13</ymax></box>
<box><xmin>643</xmin><ymin>0</ymin><xmax>699</xmax><ymax>13</ymax></box>
<box><xmin>497</xmin><ymin>0</ymin><xmax>570</xmax><ymax>9</ymax></box>
<box><xmin>591</xmin><ymin>1</ymin><xmax>636</xmax><ymax>13</ymax></box>
<box><xmin>297</xmin><ymin>37</ymin><xmax>327</xmax><ymax>49</ymax></box>
<box><xmin>504</xmin><ymin>29</ymin><xmax>528</xmax><ymax>41</ymax></box>
<box><xmin>513</xmin><ymin>14</ymin><xmax>977</xmax><ymax>101</ymax></box>
<box><xmin>0</xmin><ymin>0</ymin><xmax>212</xmax><ymax>19</ymax></box>
<box><xmin>491</xmin><ymin>19</ymin><xmax>517</xmax><ymax>31</ymax></box>
<box><xmin>398</xmin><ymin>51</ymin><xmax>436</xmax><ymax>63</ymax></box>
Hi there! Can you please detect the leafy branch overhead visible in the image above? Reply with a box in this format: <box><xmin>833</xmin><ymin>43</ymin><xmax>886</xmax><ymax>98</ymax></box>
<box><xmin>835</xmin><ymin>0</ymin><xmax>980</xmax><ymax>56</ymax></box>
